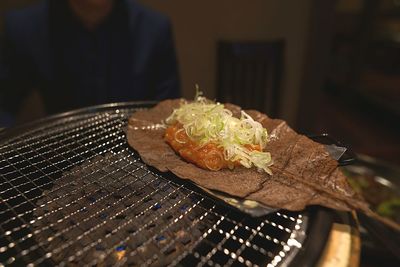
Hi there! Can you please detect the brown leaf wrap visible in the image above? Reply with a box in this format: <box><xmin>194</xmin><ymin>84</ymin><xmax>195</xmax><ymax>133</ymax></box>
<box><xmin>127</xmin><ymin>99</ymin><xmax>369</xmax><ymax>212</ymax></box>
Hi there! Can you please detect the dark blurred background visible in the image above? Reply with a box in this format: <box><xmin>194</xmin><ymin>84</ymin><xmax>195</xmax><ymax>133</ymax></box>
<box><xmin>0</xmin><ymin>0</ymin><xmax>399</xmax><ymax>166</ymax></box>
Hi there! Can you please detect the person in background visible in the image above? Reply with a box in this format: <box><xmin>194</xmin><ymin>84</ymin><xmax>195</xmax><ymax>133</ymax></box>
<box><xmin>0</xmin><ymin>0</ymin><xmax>180</xmax><ymax>126</ymax></box>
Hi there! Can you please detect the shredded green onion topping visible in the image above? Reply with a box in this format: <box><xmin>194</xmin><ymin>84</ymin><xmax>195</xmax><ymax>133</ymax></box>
<box><xmin>166</xmin><ymin>92</ymin><xmax>273</xmax><ymax>174</ymax></box>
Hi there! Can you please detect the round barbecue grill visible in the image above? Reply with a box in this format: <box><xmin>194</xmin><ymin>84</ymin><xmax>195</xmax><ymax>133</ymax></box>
<box><xmin>0</xmin><ymin>102</ymin><xmax>342</xmax><ymax>267</ymax></box>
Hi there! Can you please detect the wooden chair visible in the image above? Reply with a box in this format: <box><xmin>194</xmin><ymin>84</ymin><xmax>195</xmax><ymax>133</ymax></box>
<box><xmin>216</xmin><ymin>41</ymin><xmax>284</xmax><ymax>117</ymax></box>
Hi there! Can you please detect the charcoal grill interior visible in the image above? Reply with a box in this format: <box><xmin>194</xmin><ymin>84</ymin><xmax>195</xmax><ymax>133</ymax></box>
<box><xmin>0</xmin><ymin>103</ymin><xmax>321</xmax><ymax>267</ymax></box>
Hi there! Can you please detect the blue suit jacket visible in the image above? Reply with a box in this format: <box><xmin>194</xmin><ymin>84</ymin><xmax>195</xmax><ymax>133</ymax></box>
<box><xmin>0</xmin><ymin>0</ymin><xmax>180</xmax><ymax>118</ymax></box>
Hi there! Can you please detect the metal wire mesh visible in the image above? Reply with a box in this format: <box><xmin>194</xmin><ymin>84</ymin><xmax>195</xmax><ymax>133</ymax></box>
<box><xmin>0</xmin><ymin>104</ymin><xmax>308</xmax><ymax>267</ymax></box>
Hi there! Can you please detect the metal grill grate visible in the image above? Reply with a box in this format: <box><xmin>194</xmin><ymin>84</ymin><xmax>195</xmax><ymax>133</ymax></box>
<box><xmin>0</xmin><ymin>103</ymin><xmax>308</xmax><ymax>267</ymax></box>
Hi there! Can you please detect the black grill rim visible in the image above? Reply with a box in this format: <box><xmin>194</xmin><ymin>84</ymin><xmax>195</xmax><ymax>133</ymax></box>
<box><xmin>289</xmin><ymin>207</ymin><xmax>334</xmax><ymax>267</ymax></box>
<box><xmin>0</xmin><ymin>101</ymin><xmax>157</xmax><ymax>143</ymax></box>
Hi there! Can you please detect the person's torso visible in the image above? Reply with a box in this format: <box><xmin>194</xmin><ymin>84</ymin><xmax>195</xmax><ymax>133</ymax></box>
<box><xmin>18</xmin><ymin>0</ymin><xmax>159</xmax><ymax>114</ymax></box>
